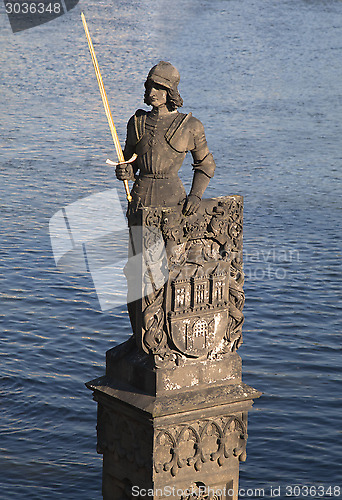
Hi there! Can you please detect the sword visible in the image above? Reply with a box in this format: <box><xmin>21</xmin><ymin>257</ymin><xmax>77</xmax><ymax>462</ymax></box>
<box><xmin>81</xmin><ymin>12</ymin><xmax>136</xmax><ymax>203</ymax></box>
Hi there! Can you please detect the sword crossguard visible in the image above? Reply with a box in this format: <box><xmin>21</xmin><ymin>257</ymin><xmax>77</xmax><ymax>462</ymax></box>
<box><xmin>105</xmin><ymin>153</ymin><xmax>137</xmax><ymax>167</ymax></box>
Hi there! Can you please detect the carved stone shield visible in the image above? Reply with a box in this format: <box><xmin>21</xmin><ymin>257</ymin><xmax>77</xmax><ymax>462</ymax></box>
<box><xmin>166</xmin><ymin>258</ymin><xmax>231</xmax><ymax>358</ymax></box>
<box><xmin>140</xmin><ymin>197</ymin><xmax>244</xmax><ymax>358</ymax></box>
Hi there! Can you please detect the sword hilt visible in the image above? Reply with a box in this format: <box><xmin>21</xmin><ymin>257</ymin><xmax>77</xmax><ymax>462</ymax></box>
<box><xmin>106</xmin><ymin>154</ymin><xmax>137</xmax><ymax>203</ymax></box>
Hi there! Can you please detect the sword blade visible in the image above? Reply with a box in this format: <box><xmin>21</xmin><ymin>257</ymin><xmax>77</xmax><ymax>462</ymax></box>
<box><xmin>81</xmin><ymin>12</ymin><xmax>132</xmax><ymax>202</ymax></box>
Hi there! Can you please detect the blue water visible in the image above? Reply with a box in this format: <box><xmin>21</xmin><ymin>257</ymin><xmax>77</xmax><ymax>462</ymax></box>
<box><xmin>1</xmin><ymin>0</ymin><xmax>341</xmax><ymax>498</ymax></box>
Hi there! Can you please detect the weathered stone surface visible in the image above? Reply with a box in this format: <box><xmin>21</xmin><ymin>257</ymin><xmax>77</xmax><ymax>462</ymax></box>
<box><xmin>86</xmin><ymin>373</ymin><xmax>259</xmax><ymax>419</ymax></box>
<box><xmin>105</xmin><ymin>342</ymin><xmax>242</xmax><ymax>396</ymax></box>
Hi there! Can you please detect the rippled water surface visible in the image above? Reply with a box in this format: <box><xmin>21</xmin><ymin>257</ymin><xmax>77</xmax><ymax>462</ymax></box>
<box><xmin>1</xmin><ymin>0</ymin><xmax>341</xmax><ymax>498</ymax></box>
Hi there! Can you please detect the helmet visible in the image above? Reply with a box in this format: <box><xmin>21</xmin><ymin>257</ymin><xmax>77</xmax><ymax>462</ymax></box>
<box><xmin>146</xmin><ymin>61</ymin><xmax>180</xmax><ymax>90</ymax></box>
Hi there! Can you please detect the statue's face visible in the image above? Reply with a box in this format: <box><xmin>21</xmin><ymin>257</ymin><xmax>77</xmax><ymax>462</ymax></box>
<box><xmin>147</xmin><ymin>82</ymin><xmax>168</xmax><ymax>108</ymax></box>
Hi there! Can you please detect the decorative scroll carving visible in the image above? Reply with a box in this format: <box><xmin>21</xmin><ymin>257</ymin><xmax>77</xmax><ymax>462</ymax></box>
<box><xmin>142</xmin><ymin>286</ymin><xmax>166</xmax><ymax>353</ymax></box>
<box><xmin>154</xmin><ymin>414</ymin><xmax>247</xmax><ymax>477</ymax></box>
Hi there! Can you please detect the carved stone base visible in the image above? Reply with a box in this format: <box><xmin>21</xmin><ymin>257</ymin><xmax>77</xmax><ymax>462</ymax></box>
<box><xmin>105</xmin><ymin>340</ymin><xmax>243</xmax><ymax>396</ymax></box>
<box><xmin>86</xmin><ymin>344</ymin><xmax>261</xmax><ymax>500</ymax></box>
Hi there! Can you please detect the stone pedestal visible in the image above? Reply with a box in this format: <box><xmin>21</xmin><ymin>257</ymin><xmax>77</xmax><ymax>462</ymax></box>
<box><xmin>87</xmin><ymin>197</ymin><xmax>261</xmax><ymax>499</ymax></box>
<box><xmin>87</xmin><ymin>347</ymin><xmax>260</xmax><ymax>500</ymax></box>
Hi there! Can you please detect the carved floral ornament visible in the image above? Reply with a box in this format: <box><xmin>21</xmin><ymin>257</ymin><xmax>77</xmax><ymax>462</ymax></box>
<box><xmin>154</xmin><ymin>416</ymin><xmax>247</xmax><ymax>477</ymax></box>
<box><xmin>142</xmin><ymin>199</ymin><xmax>243</xmax><ymax>251</ymax></box>
<box><xmin>97</xmin><ymin>408</ymin><xmax>247</xmax><ymax>479</ymax></box>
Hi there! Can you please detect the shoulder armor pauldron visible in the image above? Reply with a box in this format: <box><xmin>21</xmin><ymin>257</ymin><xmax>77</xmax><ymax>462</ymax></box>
<box><xmin>165</xmin><ymin>112</ymin><xmax>192</xmax><ymax>153</ymax></box>
<box><xmin>134</xmin><ymin>109</ymin><xmax>147</xmax><ymax>141</ymax></box>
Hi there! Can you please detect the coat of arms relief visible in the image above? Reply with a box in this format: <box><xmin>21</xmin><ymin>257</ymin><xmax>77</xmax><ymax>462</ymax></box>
<box><xmin>130</xmin><ymin>195</ymin><xmax>244</xmax><ymax>365</ymax></box>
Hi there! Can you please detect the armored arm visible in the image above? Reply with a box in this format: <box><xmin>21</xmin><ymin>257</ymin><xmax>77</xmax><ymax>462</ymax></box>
<box><xmin>183</xmin><ymin>119</ymin><xmax>216</xmax><ymax>215</ymax></box>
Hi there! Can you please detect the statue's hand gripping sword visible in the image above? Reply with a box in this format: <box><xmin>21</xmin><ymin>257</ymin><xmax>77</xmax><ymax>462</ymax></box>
<box><xmin>81</xmin><ymin>13</ymin><xmax>136</xmax><ymax>203</ymax></box>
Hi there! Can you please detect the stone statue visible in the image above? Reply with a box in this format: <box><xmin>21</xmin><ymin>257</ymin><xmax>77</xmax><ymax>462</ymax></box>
<box><xmin>81</xmin><ymin>25</ymin><xmax>261</xmax><ymax>498</ymax></box>
<box><xmin>111</xmin><ymin>62</ymin><xmax>245</xmax><ymax>364</ymax></box>
<box><xmin>115</xmin><ymin>61</ymin><xmax>216</xmax><ymax>215</ymax></box>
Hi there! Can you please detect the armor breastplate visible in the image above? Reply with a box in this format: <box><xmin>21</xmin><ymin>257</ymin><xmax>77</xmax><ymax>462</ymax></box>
<box><xmin>134</xmin><ymin>110</ymin><xmax>192</xmax><ymax>156</ymax></box>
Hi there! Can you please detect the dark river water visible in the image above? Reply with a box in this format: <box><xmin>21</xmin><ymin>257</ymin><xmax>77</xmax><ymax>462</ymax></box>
<box><xmin>1</xmin><ymin>0</ymin><xmax>341</xmax><ymax>498</ymax></box>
